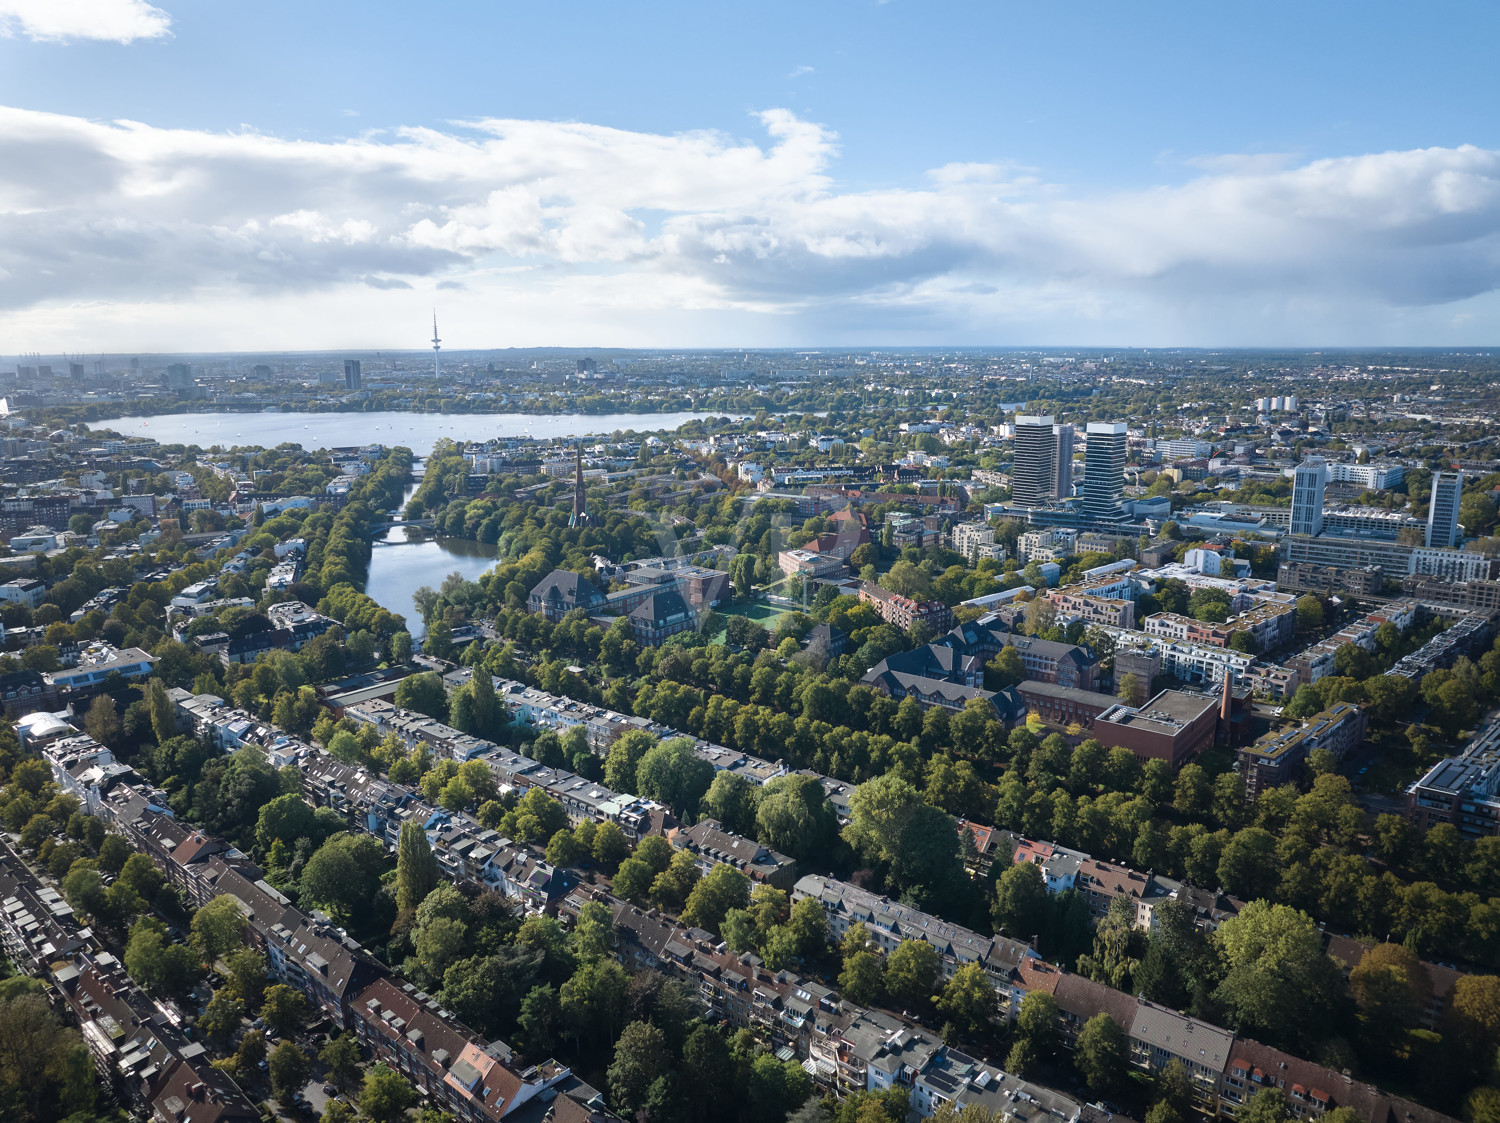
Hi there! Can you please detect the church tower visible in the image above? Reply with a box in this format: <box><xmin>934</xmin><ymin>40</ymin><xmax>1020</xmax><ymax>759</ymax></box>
<box><xmin>569</xmin><ymin>442</ymin><xmax>592</xmax><ymax>528</ymax></box>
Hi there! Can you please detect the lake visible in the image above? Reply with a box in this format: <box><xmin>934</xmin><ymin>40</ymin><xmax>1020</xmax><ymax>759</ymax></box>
<box><xmin>96</xmin><ymin>409</ymin><xmax>721</xmax><ymax>456</ymax></box>
<box><xmin>364</xmin><ymin>523</ymin><xmax>498</xmax><ymax>640</ymax></box>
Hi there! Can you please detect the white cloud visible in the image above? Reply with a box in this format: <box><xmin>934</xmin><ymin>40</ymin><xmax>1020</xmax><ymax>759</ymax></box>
<box><xmin>788</xmin><ymin>65</ymin><xmax>815</xmax><ymax>78</ymax></box>
<box><xmin>0</xmin><ymin>103</ymin><xmax>1499</xmax><ymax>348</ymax></box>
<box><xmin>0</xmin><ymin>0</ymin><xmax>171</xmax><ymax>43</ymax></box>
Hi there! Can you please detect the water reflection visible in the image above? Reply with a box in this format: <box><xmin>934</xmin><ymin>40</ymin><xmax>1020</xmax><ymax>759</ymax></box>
<box><xmin>364</xmin><ymin>523</ymin><xmax>497</xmax><ymax>639</ymax></box>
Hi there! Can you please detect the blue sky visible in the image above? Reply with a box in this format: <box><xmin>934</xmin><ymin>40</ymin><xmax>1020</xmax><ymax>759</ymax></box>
<box><xmin>1</xmin><ymin>0</ymin><xmax>1498</xmax><ymax>350</ymax></box>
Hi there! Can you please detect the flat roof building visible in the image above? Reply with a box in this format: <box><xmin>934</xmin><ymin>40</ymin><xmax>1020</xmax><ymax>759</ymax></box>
<box><xmin>1094</xmin><ymin>688</ymin><xmax>1220</xmax><ymax>769</ymax></box>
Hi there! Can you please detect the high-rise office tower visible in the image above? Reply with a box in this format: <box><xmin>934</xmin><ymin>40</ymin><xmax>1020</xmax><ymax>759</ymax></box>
<box><xmin>1083</xmin><ymin>422</ymin><xmax>1128</xmax><ymax>518</ymax></box>
<box><xmin>1053</xmin><ymin>423</ymin><xmax>1075</xmax><ymax>499</ymax></box>
<box><xmin>1427</xmin><ymin>470</ymin><xmax>1464</xmax><ymax>548</ymax></box>
<box><xmin>166</xmin><ymin>362</ymin><xmax>192</xmax><ymax>389</ymax></box>
<box><xmin>344</xmin><ymin>359</ymin><xmax>362</xmax><ymax>390</ymax></box>
<box><xmin>1011</xmin><ymin>416</ymin><xmax>1056</xmax><ymax>507</ymax></box>
<box><xmin>1290</xmin><ymin>457</ymin><xmax>1328</xmax><ymax>536</ymax></box>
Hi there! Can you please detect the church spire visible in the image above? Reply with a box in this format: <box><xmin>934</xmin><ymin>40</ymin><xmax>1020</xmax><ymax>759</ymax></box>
<box><xmin>569</xmin><ymin>441</ymin><xmax>591</xmax><ymax>528</ymax></box>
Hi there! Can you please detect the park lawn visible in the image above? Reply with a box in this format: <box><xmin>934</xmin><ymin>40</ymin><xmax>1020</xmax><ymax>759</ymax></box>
<box><xmin>719</xmin><ymin>600</ymin><xmax>796</xmax><ymax>625</ymax></box>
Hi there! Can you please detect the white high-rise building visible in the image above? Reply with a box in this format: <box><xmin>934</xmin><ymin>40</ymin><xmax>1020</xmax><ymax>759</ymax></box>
<box><xmin>1011</xmin><ymin>416</ymin><xmax>1056</xmax><ymax>508</ymax></box>
<box><xmin>1290</xmin><ymin>458</ymin><xmax>1328</xmax><ymax>537</ymax></box>
<box><xmin>1083</xmin><ymin>422</ymin><xmax>1128</xmax><ymax>519</ymax></box>
<box><xmin>1427</xmin><ymin>470</ymin><xmax>1464</xmax><ymax>549</ymax></box>
<box><xmin>1054</xmin><ymin>423</ymin><xmax>1075</xmax><ymax>499</ymax></box>
<box><xmin>1326</xmin><ymin>462</ymin><xmax>1404</xmax><ymax>490</ymax></box>
<box><xmin>1158</xmin><ymin>438</ymin><xmax>1214</xmax><ymax>460</ymax></box>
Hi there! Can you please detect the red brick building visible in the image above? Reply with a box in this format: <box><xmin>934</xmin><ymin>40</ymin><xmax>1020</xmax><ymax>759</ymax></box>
<box><xmin>858</xmin><ymin>581</ymin><xmax>953</xmax><ymax>633</ymax></box>
<box><xmin>1093</xmin><ymin>689</ymin><xmax>1219</xmax><ymax>769</ymax></box>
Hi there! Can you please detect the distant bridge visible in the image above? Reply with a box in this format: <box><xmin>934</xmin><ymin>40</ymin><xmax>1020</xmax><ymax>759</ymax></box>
<box><xmin>371</xmin><ymin>517</ymin><xmax>437</xmax><ymax>536</ymax></box>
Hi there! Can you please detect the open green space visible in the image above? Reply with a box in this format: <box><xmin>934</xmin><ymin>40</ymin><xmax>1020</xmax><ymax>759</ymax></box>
<box><xmin>718</xmin><ymin>599</ymin><xmax>796</xmax><ymax>625</ymax></box>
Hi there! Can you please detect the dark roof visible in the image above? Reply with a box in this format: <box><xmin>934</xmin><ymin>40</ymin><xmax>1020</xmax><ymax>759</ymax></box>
<box><xmin>863</xmin><ymin>643</ymin><xmax>979</xmax><ymax>684</ymax></box>
<box><xmin>803</xmin><ymin>622</ymin><xmax>848</xmax><ymax>649</ymax></box>
<box><xmin>864</xmin><ymin>669</ymin><xmax>999</xmax><ymax>709</ymax></box>
<box><xmin>629</xmin><ymin>589</ymin><xmax>692</xmax><ymax>624</ymax></box>
<box><xmin>529</xmin><ymin>569</ymin><xmax>605</xmax><ymax>610</ymax></box>
<box><xmin>1054</xmin><ymin>972</ymin><xmax>1139</xmax><ymax>1030</ymax></box>
<box><xmin>1016</xmin><ymin>680</ymin><xmax>1117</xmax><ymax>707</ymax></box>
<box><xmin>0</xmin><ymin>668</ymin><xmax>46</xmax><ymax>691</ymax></box>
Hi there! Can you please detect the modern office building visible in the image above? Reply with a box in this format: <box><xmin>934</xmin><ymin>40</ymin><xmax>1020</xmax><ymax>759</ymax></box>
<box><xmin>344</xmin><ymin>358</ymin><xmax>362</xmax><ymax>389</ymax></box>
<box><xmin>1290</xmin><ymin>458</ymin><xmax>1328</xmax><ymax>537</ymax></box>
<box><xmin>1054</xmin><ymin>423</ymin><xmax>1075</xmax><ymax>500</ymax></box>
<box><xmin>1427</xmin><ymin>470</ymin><xmax>1463</xmax><ymax>548</ymax></box>
<box><xmin>1327</xmin><ymin>461</ymin><xmax>1404</xmax><ymax>490</ymax></box>
<box><xmin>1012</xmin><ymin>415</ymin><xmax>1056</xmax><ymax>507</ymax></box>
<box><xmin>1156</xmin><ymin>438</ymin><xmax>1214</xmax><ymax>460</ymax></box>
<box><xmin>1083</xmin><ymin>422</ymin><xmax>1127</xmax><ymax>518</ymax></box>
<box><xmin>1282</xmin><ymin>534</ymin><xmax>1496</xmax><ymax>582</ymax></box>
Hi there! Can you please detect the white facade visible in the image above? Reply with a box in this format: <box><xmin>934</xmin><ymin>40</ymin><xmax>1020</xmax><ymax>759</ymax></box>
<box><xmin>1157</xmin><ymin>438</ymin><xmax>1214</xmax><ymax>460</ymax></box>
<box><xmin>1327</xmin><ymin>461</ymin><xmax>1404</xmax><ymax>490</ymax></box>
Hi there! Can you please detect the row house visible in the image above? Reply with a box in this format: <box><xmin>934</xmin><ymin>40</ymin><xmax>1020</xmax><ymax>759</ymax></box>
<box><xmin>99</xmin><ymin>782</ymin><xmax>383</xmax><ymax>1028</ymax></box>
<box><xmin>57</xmin><ymin>956</ymin><xmax>195</xmax><ymax>1112</ymax></box>
<box><xmin>95</xmin><ymin>782</ymin><xmax>198</xmax><ymax>895</ymax></box>
<box><xmin>420</xmin><ymin>809</ymin><xmax>568</xmax><ymax>913</ymax></box>
<box><xmin>351</xmin><ymin>977</ymin><xmax>578</xmax><ymax>1123</ymax></box>
<box><xmin>480</xmin><ymin>750</ymin><xmax>657</xmax><ymax>840</ymax></box>
<box><xmin>668</xmin><ymin>818</ymin><xmax>798</xmax><ymax>890</ymax></box>
<box><xmin>913</xmin><ymin>1047</ymin><xmax>1088</xmax><ymax>1123</ymax></box>
<box><xmin>346</xmin><ymin>697</ymin><xmax>498</xmax><ymax>761</ymax></box>
<box><xmin>43</xmin><ymin>732</ymin><xmax>133</xmax><ymax>815</ymax></box>
<box><xmin>792</xmin><ymin>874</ymin><xmax>1034</xmax><ymax>989</ymax></box>
<box><xmin>0</xmin><ymin>854</ymin><xmax>260</xmax><ymax>1123</ymax></box>
<box><xmin>97</xmin><ymin>779</ymin><xmax>605</xmax><ymax>1120</ymax></box>
<box><xmin>1281</xmin><ymin>602</ymin><xmax>1417</xmax><ymax>690</ymax></box>
<box><xmin>296</xmin><ymin>749</ymin><xmax>568</xmax><ymax>913</ymax></box>
<box><xmin>1050</xmin><ymin>966</ymin><xmax>1452</xmax><ymax>1123</ymax></box>
<box><xmin>476</xmin><ymin>674</ymin><xmax>663</xmax><ymax>749</ymax></box>
<box><xmin>691</xmin><ymin>741</ymin><xmax>789</xmax><ymax>787</ymax></box>
<box><xmin>572</xmin><ymin>883</ymin><xmax>1094</xmax><ymax>1122</ymax></box>
<box><xmin>1007</xmin><ymin>836</ymin><xmax>1243</xmax><ymax>934</ymax></box>
<box><xmin>1109</xmin><ymin>630</ymin><xmax>1253</xmax><ymax>687</ymax></box>
<box><xmin>196</xmin><ymin>856</ymin><xmax>382</xmax><ymax>1027</ymax></box>
<box><xmin>1072</xmin><ymin>857</ymin><xmax>1170</xmax><ymax>922</ymax></box>
<box><xmin>300</xmin><ymin>751</ymin><xmax>416</xmax><ymax>840</ymax></box>
<box><xmin>0</xmin><ymin>859</ymin><xmax>90</xmax><ymax>976</ymax></box>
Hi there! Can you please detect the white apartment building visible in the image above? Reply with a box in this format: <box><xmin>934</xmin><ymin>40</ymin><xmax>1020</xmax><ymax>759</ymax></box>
<box><xmin>950</xmin><ymin>522</ymin><xmax>1005</xmax><ymax>562</ymax></box>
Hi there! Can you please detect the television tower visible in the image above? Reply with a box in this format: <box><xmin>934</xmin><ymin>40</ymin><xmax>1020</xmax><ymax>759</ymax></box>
<box><xmin>430</xmin><ymin>311</ymin><xmax>442</xmax><ymax>377</ymax></box>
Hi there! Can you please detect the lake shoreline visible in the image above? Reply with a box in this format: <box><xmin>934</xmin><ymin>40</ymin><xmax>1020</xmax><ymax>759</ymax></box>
<box><xmin>92</xmin><ymin>409</ymin><xmax>720</xmax><ymax>457</ymax></box>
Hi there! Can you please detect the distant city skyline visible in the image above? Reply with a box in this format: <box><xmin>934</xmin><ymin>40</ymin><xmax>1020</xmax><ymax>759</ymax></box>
<box><xmin>1</xmin><ymin>1</ymin><xmax>1499</xmax><ymax>350</ymax></box>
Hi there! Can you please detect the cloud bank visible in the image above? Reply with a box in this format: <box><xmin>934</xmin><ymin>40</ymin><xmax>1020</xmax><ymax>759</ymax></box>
<box><xmin>0</xmin><ymin>0</ymin><xmax>171</xmax><ymax>43</ymax></box>
<box><xmin>1</xmin><ymin>102</ymin><xmax>1499</xmax><ymax>348</ymax></box>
